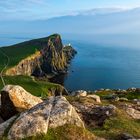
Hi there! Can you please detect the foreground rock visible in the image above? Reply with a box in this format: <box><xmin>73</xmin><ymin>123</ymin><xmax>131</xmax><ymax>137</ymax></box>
<box><xmin>117</xmin><ymin>133</ymin><xmax>136</xmax><ymax>140</ymax></box>
<box><xmin>123</xmin><ymin>104</ymin><xmax>140</xmax><ymax>119</ymax></box>
<box><xmin>0</xmin><ymin>116</ymin><xmax>17</xmax><ymax>138</ymax></box>
<box><xmin>87</xmin><ymin>95</ymin><xmax>101</xmax><ymax>103</ymax></box>
<box><xmin>72</xmin><ymin>102</ymin><xmax>116</xmax><ymax>127</ymax></box>
<box><xmin>71</xmin><ymin>90</ymin><xmax>101</xmax><ymax>103</ymax></box>
<box><xmin>0</xmin><ymin>85</ymin><xmax>43</xmax><ymax>120</ymax></box>
<box><xmin>71</xmin><ymin>90</ymin><xmax>87</xmax><ymax>97</ymax></box>
<box><xmin>8</xmin><ymin>96</ymin><xmax>84</xmax><ymax>140</ymax></box>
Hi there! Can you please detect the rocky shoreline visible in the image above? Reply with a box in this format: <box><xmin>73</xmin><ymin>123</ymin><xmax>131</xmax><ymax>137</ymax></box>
<box><xmin>0</xmin><ymin>85</ymin><xmax>140</xmax><ymax>140</ymax></box>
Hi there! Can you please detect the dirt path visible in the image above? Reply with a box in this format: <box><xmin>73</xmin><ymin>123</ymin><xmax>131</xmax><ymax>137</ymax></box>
<box><xmin>0</xmin><ymin>48</ymin><xmax>9</xmax><ymax>86</ymax></box>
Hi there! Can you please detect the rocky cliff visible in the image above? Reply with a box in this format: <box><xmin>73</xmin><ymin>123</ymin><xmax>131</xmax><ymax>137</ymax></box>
<box><xmin>6</xmin><ymin>34</ymin><xmax>77</xmax><ymax>77</ymax></box>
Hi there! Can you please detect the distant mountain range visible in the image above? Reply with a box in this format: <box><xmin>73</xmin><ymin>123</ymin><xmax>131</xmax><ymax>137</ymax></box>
<box><xmin>0</xmin><ymin>7</ymin><xmax>140</xmax><ymax>34</ymax></box>
<box><xmin>1</xmin><ymin>7</ymin><xmax>140</xmax><ymax>46</ymax></box>
<box><xmin>77</xmin><ymin>7</ymin><xmax>125</xmax><ymax>16</ymax></box>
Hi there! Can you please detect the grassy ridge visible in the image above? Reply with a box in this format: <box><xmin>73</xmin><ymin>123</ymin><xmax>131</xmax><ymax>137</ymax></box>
<box><xmin>0</xmin><ymin>34</ymin><xmax>59</xmax><ymax>70</ymax></box>
<box><xmin>0</xmin><ymin>44</ymin><xmax>43</xmax><ymax>70</ymax></box>
<box><xmin>0</xmin><ymin>34</ymin><xmax>64</xmax><ymax>96</ymax></box>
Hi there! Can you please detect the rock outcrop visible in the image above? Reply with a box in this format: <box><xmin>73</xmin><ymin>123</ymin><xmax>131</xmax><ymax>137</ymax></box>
<box><xmin>6</xmin><ymin>34</ymin><xmax>77</xmax><ymax>77</ymax></box>
<box><xmin>72</xmin><ymin>102</ymin><xmax>116</xmax><ymax>127</ymax></box>
<box><xmin>123</xmin><ymin>104</ymin><xmax>140</xmax><ymax>119</ymax></box>
<box><xmin>71</xmin><ymin>90</ymin><xmax>87</xmax><ymax>97</ymax></box>
<box><xmin>87</xmin><ymin>95</ymin><xmax>101</xmax><ymax>103</ymax></box>
<box><xmin>0</xmin><ymin>85</ymin><xmax>43</xmax><ymax>120</ymax></box>
<box><xmin>8</xmin><ymin>96</ymin><xmax>84</xmax><ymax>140</ymax></box>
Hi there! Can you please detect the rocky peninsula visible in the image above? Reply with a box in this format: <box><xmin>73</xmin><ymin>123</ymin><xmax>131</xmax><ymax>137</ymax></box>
<box><xmin>5</xmin><ymin>34</ymin><xmax>77</xmax><ymax>78</ymax></box>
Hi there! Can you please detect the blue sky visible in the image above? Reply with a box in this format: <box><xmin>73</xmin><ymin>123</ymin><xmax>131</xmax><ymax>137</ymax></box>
<box><xmin>1</xmin><ymin>0</ymin><xmax>140</xmax><ymax>20</ymax></box>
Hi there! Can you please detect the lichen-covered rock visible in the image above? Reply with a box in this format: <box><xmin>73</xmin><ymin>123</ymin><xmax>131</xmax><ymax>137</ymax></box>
<box><xmin>0</xmin><ymin>85</ymin><xmax>43</xmax><ymax>120</ymax></box>
<box><xmin>133</xmin><ymin>99</ymin><xmax>140</xmax><ymax>105</ymax></box>
<box><xmin>0</xmin><ymin>116</ymin><xmax>17</xmax><ymax>138</ymax></box>
<box><xmin>87</xmin><ymin>95</ymin><xmax>101</xmax><ymax>103</ymax></box>
<box><xmin>71</xmin><ymin>90</ymin><xmax>87</xmax><ymax>97</ymax></box>
<box><xmin>117</xmin><ymin>133</ymin><xmax>136</xmax><ymax>140</ymax></box>
<box><xmin>125</xmin><ymin>107</ymin><xmax>140</xmax><ymax>119</ymax></box>
<box><xmin>49</xmin><ymin>96</ymin><xmax>84</xmax><ymax>128</ymax></box>
<box><xmin>119</xmin><ymin>97</ymin><xmax>128</xmax><ymax>102</ymax></box>
<box><xmin>73</xmin><ymin>102</ymin><xmax>116</xmax><ymax>127</ymax></box>
<box><xmin>8</xmin><ymin>96</ymin><xmax>84</xmax><ymax>140</ymax></box>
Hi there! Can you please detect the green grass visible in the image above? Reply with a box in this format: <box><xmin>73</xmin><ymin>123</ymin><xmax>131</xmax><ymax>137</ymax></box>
<box><xmin>92</xmin><ymin>109</ymin><xmax>140</xmax><ymax>140</ymax></box>
<box><xmin>0</xmin><ymin>34</ymin><xmax>59</xmax><ymax>71</ymax></box>
<box><xmin>22</xmin><ymin>125</ymin><xmax>95</xmax><ymax>140</ymax></box>
<box><xmin>2</xmin><ymin>125</ymin><xmax>95</xmax><ymax>140</ymax></box>
<box><xmin>0</xmin><ymin>34</ymin><xmax>66</xmax><ymax>97</ymax></box>
<box><xmin>0</xmin><ymin>43</ymin><xmax>42</xmax><ymax>71</ymax></box>
<box><xmin>118</xmin><ymin>92</ymin><xmax>140</xmax><ymax>100</ymax></box>
<box><xmin>95</xmin><ymin>90</ymin><xmax>140</xmax><ymax>100</ymax></box>
<box><xmin>0</xmin><ymin>75</ymin><xmax>64</xmax><ymax>98</ymax></box>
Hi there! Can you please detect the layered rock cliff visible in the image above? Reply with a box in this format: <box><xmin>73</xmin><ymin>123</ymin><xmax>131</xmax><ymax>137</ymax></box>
<box><xmin>6</xmin><ymin>34</ymin><xmax>77</xmax><ymax>77</ymax></box>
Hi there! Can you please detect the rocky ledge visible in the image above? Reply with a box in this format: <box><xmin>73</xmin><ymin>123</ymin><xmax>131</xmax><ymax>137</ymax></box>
<box><xmin>6</xmin><ymin>34</ymin><xmax>77</xmax><ymax>77</ymax></box>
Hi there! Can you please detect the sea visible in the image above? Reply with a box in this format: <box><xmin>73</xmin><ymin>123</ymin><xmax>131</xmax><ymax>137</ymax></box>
<box><xmin>0</xmin><ymin>35</ymin><xmax>140</xmax><ymax>91</ymax></box>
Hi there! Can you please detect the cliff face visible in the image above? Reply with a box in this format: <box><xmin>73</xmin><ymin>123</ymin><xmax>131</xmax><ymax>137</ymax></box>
<box><xmin>6</xmin><ymin>34</ymin><xmax>77</xmax><ymax>77</ymax></box>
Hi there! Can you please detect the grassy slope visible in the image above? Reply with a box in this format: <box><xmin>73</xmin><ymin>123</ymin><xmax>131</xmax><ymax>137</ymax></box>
<box><xmin>2</xmin><ymin>125</ymin><xmax>95</xmax><ymax>140</ymax></box>
<box><xmin>92</xmin><ymin>109</ymin><xmax>140</xmax><ymax>139</ymax></box>
<box><xmin>66</xmin><ymin>95</ymin><xmax>140</xmax><ymax>140</ymax></box>
<box><xmin>0</xmin><ymin>40</ymin><xmax>45</xmax><ymax>70</ymax></box>
<box><xmin>0</xmin><ymin>76</ymin><xmax>63</xmax><ymax>97</ymax></box>
<box><xmin>92</xmin><ymin>91</ymin><xmax>140</xmax><ymax>139</ymax></box>
<box><xmin>0</xmin><ymin>34</ymin><xmax>63</xmax><ymax>96</ymax></box>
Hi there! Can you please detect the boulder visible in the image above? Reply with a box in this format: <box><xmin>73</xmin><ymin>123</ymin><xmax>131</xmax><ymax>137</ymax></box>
<box><xmin>0</xmin><ymin>85</ymin><xmax>43</xmax><ymax>120</ymax></box>
<box><xmin>135</xmin><ymin>88</ymin><xmax>140</xmax><ymax>93</ymax></box>
<box><xmin>125</xmin><ymin>107</ymin><xmax>140</xmax><ymax>119</ymax></box>
<box><xmin>87</xmin><ymin>94</ymin><xmax>101</xmax><ymax>103</ymax></box>
<box><xmin>73</xmin><ymin>102</ymin><xmax>116</xmax><ymax>127</ymax></box>
<box><xmin>118</xmin><ymin>133</ymin><xmax>135</xmax><ymax>140</ymax></box>
<box><xmin>127</xmin><ymin>87</ymin><xmax>136</xmax><ymax>92</ymax></box>
<box><xmin>119</xmin><ymin>97</ymin><xmax>128</xmax><ymax>102</ymax></box>
<box><xmin>8</xmin><ymin>96</ymin><xmax>84</xmax><ymax>140</ymax></box>
<box><xmin>105</xmin><ymin>89</ymin><xmax>111</xmax><ymax>91</ymax></box>
<box><xmin>71</xmin><ymin>90</ymin><xmax>87</xmax><ymax>97</ymax></box>
<box><xmin>0</xmin><ymin>116</ymin><xmax>17</xmax><ymax>138</ymax></box>
<box><xmin>133</xmin><ymin>99</ymin><xmax>140</xmax><ymax>105</ymax></box>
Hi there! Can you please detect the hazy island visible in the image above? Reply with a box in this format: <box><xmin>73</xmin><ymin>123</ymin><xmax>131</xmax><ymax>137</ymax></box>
<box><xmin>0</xmin><ymin>34</ymin><xmax>140</xmax><ymax>140</ymax></box>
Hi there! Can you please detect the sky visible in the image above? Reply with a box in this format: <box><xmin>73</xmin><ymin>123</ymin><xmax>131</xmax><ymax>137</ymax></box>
<box><xmin>1</xmin><ymin>0</ymin><xmax>140</xmax><ymax>21</ymax></box>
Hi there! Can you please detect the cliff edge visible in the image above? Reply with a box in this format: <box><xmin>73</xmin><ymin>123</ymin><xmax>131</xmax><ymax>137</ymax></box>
<box><xmin>6</xmin><ymin>34</ymin><xmax>77</xmax><ymax>77</ymax></box>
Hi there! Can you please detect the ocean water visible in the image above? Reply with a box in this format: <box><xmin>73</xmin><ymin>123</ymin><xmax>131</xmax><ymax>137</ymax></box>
<box><xmin>63</xmin><ymin>41</ymin><xmax>140</xmax><ymax>91</ymax></box>
<box><xmin>0</xmin><ymin>36</ymin><xmax>140</xmax><ymax>91</ymax></box>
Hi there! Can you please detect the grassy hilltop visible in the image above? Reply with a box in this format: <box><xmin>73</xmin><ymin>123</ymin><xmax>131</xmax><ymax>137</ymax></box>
<box><xmin>0</xmin><ymin>34</ymin><xmax>66</xmax><ymax>97</ymax></box>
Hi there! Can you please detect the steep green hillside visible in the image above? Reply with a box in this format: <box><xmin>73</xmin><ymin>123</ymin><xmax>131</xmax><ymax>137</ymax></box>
<box><xmin>0</xmin><ymin>34</ymin><xmax>57</xmax><ymax>71</ymax></box>
<box><xmin>0</xmin><ymin>34</ymin><xmax>71</xmax><ymax>96</ymax></box>
<box><xmin>0</xmin><ymin>75</ymin><xmax>66</xmax><ymax>97</ymax></box>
